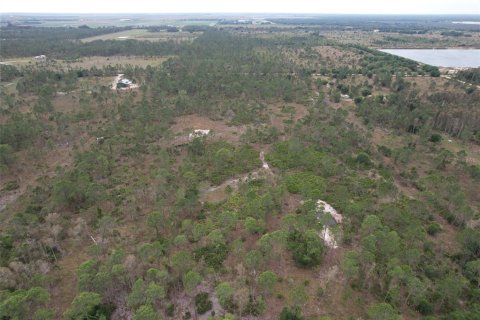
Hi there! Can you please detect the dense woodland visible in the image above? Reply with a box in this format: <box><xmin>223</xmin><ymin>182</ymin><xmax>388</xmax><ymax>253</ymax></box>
<box><xmin>0</xmin><ymin>19</ymin><xmax>480</xmax><ymax>320</ymax></box>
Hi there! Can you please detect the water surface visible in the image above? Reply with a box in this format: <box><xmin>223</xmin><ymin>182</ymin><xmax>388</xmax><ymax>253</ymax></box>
<box><xmin>380</xmin><ymin>49</ymin><xmax>480</xmax><ymax>68</ymax></box>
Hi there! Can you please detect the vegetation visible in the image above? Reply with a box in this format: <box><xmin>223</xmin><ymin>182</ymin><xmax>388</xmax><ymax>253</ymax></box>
<box><xmin>0</xmin><ymin>14</ymin><xmax>479</xmax><ymax>320</ymax></box>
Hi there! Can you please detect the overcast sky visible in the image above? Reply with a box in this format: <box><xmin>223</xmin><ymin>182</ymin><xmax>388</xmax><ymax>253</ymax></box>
<box><xmin>1</xmin><ymin>0</ymin><xmax>479</xmax><ymax>14</ymax></box>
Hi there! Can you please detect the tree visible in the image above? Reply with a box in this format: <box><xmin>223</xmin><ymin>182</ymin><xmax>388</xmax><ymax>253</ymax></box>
<box><xmin>258</xmin><ymin>270</ymin><xmax>278</xmax><ymax>295</ymax></box>
<box><xmin>245</xmin><ymin>250</ymin><xmax>263</xmax><ymax>273</ymax></box>
<box><xmin>437</xmin><ymin>275</ymin><xmax>466</xmax><ymax>311</ymax></box>
<box><xmin>147</xmin><ymin>211</ymin><xmax>164</xmax><ymax>238</ymax></box>
<box><xmin>171</xmin><ymin>250</ymin><xmax>194</xmax><ymax>277</ymax></box>
<box><xmin>434</xmin><ymin>149</ymin><xmax>454</xmax><ymax>170</ymax></box>
<box><xmin>287</xmin><ymin>229</ymin><xmax>325</xmax><ymax>268</ymax></box>
<box><xmin>128</xmin><ymin>279</ymin><xmax>147</xmax><ymax>310</ymax></box>
<box><xmin>0</xmin><ymin>144</ymin><xmax>15</xmax><ymax>170</ymax></box>
<box><xmin>0</xmin><ymin>287</ymin><xmax>49</xmax><ymax>320</ymax></box>
<box><xmin>207</xmin><ymin>229</ymin><xmax>225</xmax><ymax>246</ymax></box>
<box><xmin>279</xmin><ymin>307</ymin><xmax>304</xmax><ymax>320</ymax></box>
<box><xmin>465</xmin><ymin>259</ymin><xmax>480</xmax><ymax>285</ymax></box>
<box><xmin>183</xmin><ymin>271</ymin><xmax>202</xmax><ymax>295</ymax></box>
<box><xmin>63</xmin><ymin>292</ymin><xmax>102</xmax><ymax>320</ymax></box>
<box><xmin>245</xmin><ymin>217</ymin><xmax>264</xmax><ymax>234</ymax></box>
<box><xmin>145</xmin><ymin>283</ymin><xmax>166</xmax><ymax>305</ymax></box>
<box><xmin>341</xmin><ymin>250</ymin><xmax>360</xmax><ymax>282</ymax></box>
<box><xmin>195</xmin><ymin>292</ymin><xmax>213</xmax><ymax>314</ymax></box>
<box><xmin>77</xmin><ymin>259</ymin><xmax>98</xmax><ymax>291</ymax></box>
<box><xmin>133</xmin><ymin>305</ymin><xmax>160</xmax><ymax>320</ymax></box>
<box><xmin>290</xmin><ymin>285</ymin><xmax>309</xmax><ymax>307</ymax></box>
<box><xmin>215</xmin><ymin>282</ymin><xmax>235</xmax><ymax>308</ymax></box>
<box><xmin>33</xmin><ymin>308</ymin><xmax>54</xmax><ymax>320</ymax></box>
<box><xmin>367</xmin><ymin>303</ymin><xmax>400</xmax><ymax>320</ymax></box>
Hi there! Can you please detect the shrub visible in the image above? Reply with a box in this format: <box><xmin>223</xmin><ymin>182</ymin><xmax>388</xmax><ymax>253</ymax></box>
<box><xmin>354</xmin><ymin>96</ymin><xmax>363</xmax><ymax>104</ymax></box>
<box><xmin>361</xmin><ymin>88</ymin><xmax>372</xmax><ymax>97</ymax></box>
<box><xmin>429</xmin><ymin>133</ymin><xmax>442</xmax><ymax>143</ymax></box>
<box><xmin>355</xmin><ymin>152</ymin><xmax>373</xmax><ymax>169</ymax></box>
<box><xmin>193</xmin><ymin>244</ymin><xmax>229</xmax><ymax>270</ymax></box>
<box><xmin>416</xmin><ymin>298</ymin><xmax>433</xmax><ymax>315</ymax></box>
<box><xmin>378</xmin><ymin>145</ymin><xmax>392</xmax><ymax>157</ymax></box>
<box><xmin>279</xmin><ymin>307</ymin><xmax>304</xmax><ymax>320</ymax></box>
<box><xmin>166</xmin><ymin>304</ymin><xmax>175</xmax><ymax>317</ymax></box>
<box><xmin>195</xmin><ymin>292</ymin><xmax>212</xmax><ymax>314</ymax></box>
<box><xmin>287</xmin><ymin>229</ymin><xmax>325</xmax><ymax>268</ymax></box>
<box><xmin>426</xmin><ymin>223</ymin><xmax>442</xmax><ymax>236</ymax></box>
<box><xmin>243</xmin><ymin>295</ymin><xmax>265</xmax><ymax>316</ymax></box>
<box><xmin>244</xmin><ymin>217</ymin><xmax>264</xmax><ymax>234</ymax></box>
<box><xmin>284</xmin><ymin>172</ymin><xmax>326</xmax><ymax>198</ymax></box>
<box><xmin>3</xmin><ymin>180</ymin><xmax>19</xmax><ymax>191</ymax></box>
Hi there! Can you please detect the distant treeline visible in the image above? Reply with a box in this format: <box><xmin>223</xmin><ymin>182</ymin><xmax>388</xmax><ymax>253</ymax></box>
<box><xmin>269</xmin><ymin>15</ymin><xmax>480</xmax><ymax>31</ymax></box>
<box><xmin>0</xmin><ymin>26</ymin><xmax>184</xmax><ymax>58</ymax></box>
<box><xmin>0</xmin><ymin>25</ymin><xmax>132</xmax><ymax>40</ymax></box>
<box><xmin>1</xmin><ymin>39</ymin><xmax>182</xmax><ymax>58</ymax></box>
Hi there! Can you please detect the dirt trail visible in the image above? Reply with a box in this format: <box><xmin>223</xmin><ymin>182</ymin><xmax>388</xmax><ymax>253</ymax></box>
<box><xmin>441</xmin><ymin>74</ymin><xmax>480</xmax><ymax>89</ymax></box>
<box><xmin>201</xmin><ymin>149</ymin><xmax>274</xmax><ymax>202</ymax></box>
<box><xmin>111</xmin><ymin>73</ymin><xmax>124</xmax><ymax>90</ymax></box>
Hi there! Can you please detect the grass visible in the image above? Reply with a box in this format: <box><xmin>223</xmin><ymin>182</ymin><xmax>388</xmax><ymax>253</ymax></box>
<box><xmin>80</xmin><ymin>29</ymin><xmax>200</xmax><ymax>43</ymax></box>
<box><xmin>0</xmin><ymin>58</ymin><xmax>35</xmax><ymax>66</ymax></box>
<box><xmin>60</xmin><ymin>56</ymin><xmax>171</xmax><ymax>68</ymax></box>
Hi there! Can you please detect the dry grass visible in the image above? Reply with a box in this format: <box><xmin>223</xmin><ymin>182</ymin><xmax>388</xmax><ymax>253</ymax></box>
<box><xmin>169</xmin><ymin>114</ymin><xmax>247</xmax><ymax>145</ymax></box>
<box><xmin>80</xmin><ymin>29</ymin><xmax>200</xmax><ymax>43</ymax></box>
<box><xmin>61</xmin><ymin>56</ymin><xmax>172</xmax><ymax>68</ymax></box>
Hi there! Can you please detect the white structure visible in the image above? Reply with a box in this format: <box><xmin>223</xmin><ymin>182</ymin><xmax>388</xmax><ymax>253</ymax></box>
<box><xmin>119</xmin><ymin>79</ymin><xmax>132</xmax><ymax>85</ymax></box>
<box><xmin>316</xmin><ymin>200</ymin><xmax>343</xmax><ymax>249</ymax></box>
<box><xmin>189</xmin><ymin>129</ymin><xmax>211</xmax><ymax>140</ymax></box>
<box><xmin>317</xmin><ymin>200</ymin><xmax>343</xmax><ymax>224</ymax></box>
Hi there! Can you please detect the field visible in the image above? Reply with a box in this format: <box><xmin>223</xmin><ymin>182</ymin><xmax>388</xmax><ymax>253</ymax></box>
<box><xmin>80</xmin><ymin>29</ymin><xmax>201</xmax><ymax>42</ymax></box>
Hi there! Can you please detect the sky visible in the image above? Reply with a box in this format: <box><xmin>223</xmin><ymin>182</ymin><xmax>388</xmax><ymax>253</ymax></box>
<box><xmin>0</xmin><ymin>0</ymin><xmax>479</xmax><ymax>15</ymax></box>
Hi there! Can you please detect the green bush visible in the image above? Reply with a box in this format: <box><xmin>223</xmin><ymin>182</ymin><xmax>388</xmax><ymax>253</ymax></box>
<box><xmin>355</xmin><ymin>152</ymin><xmax>373</xmax><ymax>169</ymax></box>
<box><xmin>287</xmin><ymin>229</ymin><xmax>325</xmax><ymax>268</ymax></box>
<box><xmin>429</xmin><ymin>134</ymin><xmax>442</xmax><ymax>143</ymax></box>
<box><xmin>195</xmin><ymin>292</ymin><xmax>213</xmax><ymax>314</ymax></box>
<box><xmin>279</xmin><ymin>307</ymin><xmax>304</xmax><ymax>320</ymax></box>
<box><xmin>426</xmin><ymin>223</ymin><xmax>442</xmax><ymax>236</ymax></box>
<box><xmin>193</xmin><ymin>244</ymin><xmax>229</xmax><ymax>270</ymax></box>
<box><xmin>378</xmin><ymin>145</ymin><xmax>392</xmax><ymax>157</ymax></box>
<box><xmin>284</xmin><ymin>172</ymin><xmax>326</xmax><ymax>199</ymax></box>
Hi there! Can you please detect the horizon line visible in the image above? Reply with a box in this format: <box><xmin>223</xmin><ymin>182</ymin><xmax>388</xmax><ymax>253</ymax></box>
<box><xmin>1</xmin><ymin>12</ymin><xmax>480</xmax><ymax>16</ymax></box>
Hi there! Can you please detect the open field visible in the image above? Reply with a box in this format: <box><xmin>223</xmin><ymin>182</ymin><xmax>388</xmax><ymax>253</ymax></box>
<box><xmin>60</xmin><ymin>55</ymin><xmax>171</xmax><ymax>68</ymax></box>
<box><xmin>1</xmin><ymin>55</ymin><xmax>171</xmax><ymax>69</ymax></box>
<box><xmin>80</xmin><ymin>29</ymin><xmax>201</xmax><ymax>42</ymax></box>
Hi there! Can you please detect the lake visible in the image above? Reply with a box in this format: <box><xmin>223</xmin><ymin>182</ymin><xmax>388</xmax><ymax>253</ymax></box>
<box><xmin>380</xmin><ymin>49</ymin><xmax>480</xmax><ymax>68</ymax></box>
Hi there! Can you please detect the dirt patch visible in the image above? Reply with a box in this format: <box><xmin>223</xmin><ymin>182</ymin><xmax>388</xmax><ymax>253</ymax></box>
<box><xmin>50</xmin><ymin>249</ymin><xmax>89</xmax><ymax>318</ymax></box>
<box><xmin>0</xmin><ymin>143</ymin><xmax>74</xmax><ymax>217</ymax></box>
<box><xmin>169</xmin><ymin>114</ymin><xmax>247</xmax><ymax>145</ymax></box>
<box><xmin>268</xmin><ymin>103</ymin><xmax>309</xmax><ymax>133</ymax></box>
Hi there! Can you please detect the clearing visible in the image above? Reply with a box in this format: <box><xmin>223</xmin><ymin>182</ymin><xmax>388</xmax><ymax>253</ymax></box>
<box><xmin>80</xmin><ymin>29</ymin><xmax>201</xmax><ymax>43</ymax></box>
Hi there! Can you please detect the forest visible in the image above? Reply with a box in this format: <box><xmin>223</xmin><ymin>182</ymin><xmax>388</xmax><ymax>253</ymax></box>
<box><xmin>0</xmin><ymin>16</ymin><xmax>480</xmax><ymax>320</ymax></box>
